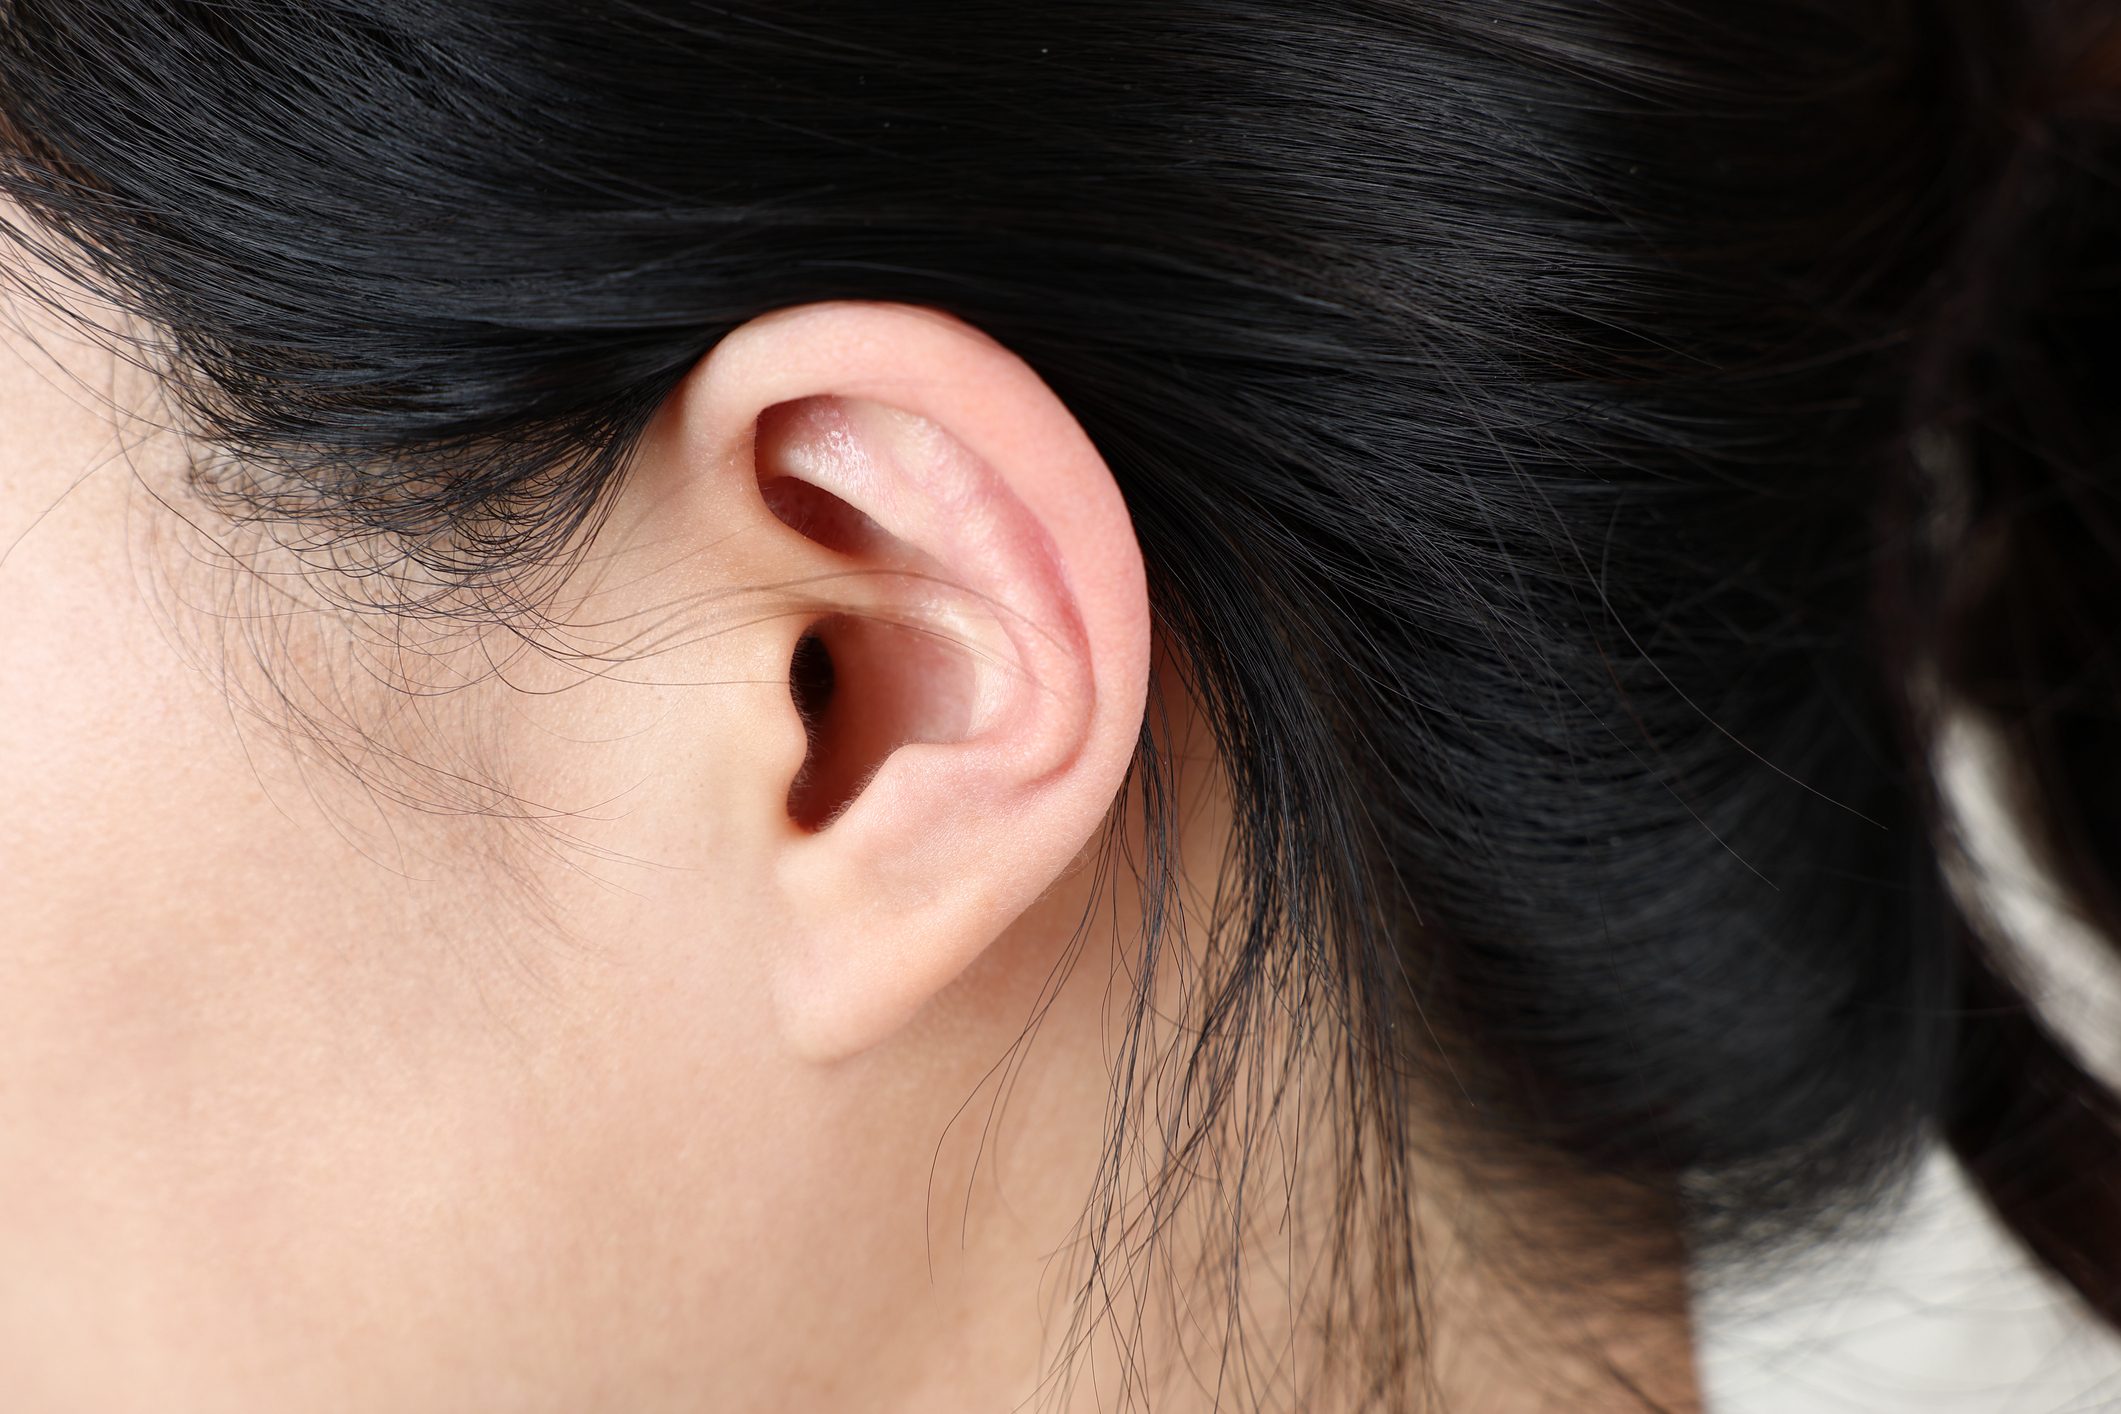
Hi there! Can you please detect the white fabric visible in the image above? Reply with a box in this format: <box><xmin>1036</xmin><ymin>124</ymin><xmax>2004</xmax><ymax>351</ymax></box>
<box><xmin>1698</xmin><ymin>1151</ymin><xmax>2121</xmax><ymax>1413</ymax></box>
<box><xmin>1698</xmin><ymin>723</ymin><xmax>2121</xmax><ymax>1412</ymax></box>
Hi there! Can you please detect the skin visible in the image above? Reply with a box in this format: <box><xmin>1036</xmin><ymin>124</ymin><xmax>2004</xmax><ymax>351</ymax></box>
<box><xmin>0</xmin><ymin>230</ymin><xmax>1698</xmax><ymax>1411</ymax></box>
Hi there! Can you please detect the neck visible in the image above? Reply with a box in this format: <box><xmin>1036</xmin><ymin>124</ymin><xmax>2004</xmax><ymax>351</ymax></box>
<box><xmin>763</xmin><ymin>841</ymin><xmax>1698</xmax><ymax>1410</ymax></box>
<box><xmin>712</xmin><ymin>676</ymin><xmax>1699</xmax><ymax>1413</ymax></box>
<box><xmin>790</xmin><ymin>994</ymin><xmax>1702</xmax><ymax>1414</ymax></box>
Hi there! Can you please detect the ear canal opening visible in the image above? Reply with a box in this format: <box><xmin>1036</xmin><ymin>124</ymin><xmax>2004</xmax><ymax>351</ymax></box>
<box><xmin>784</xmin><ymin>612</ymin><xmax>985</xmax><ymax>833</ymax></box>
<box><xmin>759</xmin><ymin>398</ymin><xmax>989</xmax><ymax>832</ymax></box>
<box><xmin>789</xmin><ymin>627</ymin><xmax>838</xmax><ymax>730</ymax></box>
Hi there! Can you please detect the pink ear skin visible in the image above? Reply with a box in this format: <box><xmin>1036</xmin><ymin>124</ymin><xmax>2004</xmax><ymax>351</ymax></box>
<box><xmin>644</xmin><ymin>302</ymin><xmax>1150</xmax><ymax>1062</ymax></box>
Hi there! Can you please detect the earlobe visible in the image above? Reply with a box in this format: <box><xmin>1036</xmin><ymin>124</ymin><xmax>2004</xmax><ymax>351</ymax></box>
<box><xmin>657</xmin><ymin>303</ymin><xmax>1151</xmax><ymax>1062</ymax></box>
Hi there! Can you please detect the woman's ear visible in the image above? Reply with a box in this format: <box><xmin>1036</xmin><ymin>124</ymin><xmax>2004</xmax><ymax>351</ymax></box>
<box><xmin>625</xmin><ymin>302</ymin><xmax>1150</xmax><ymax>1062</ymax></box>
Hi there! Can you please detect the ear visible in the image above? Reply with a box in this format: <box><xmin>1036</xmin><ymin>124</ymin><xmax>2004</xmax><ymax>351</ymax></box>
<box><xmin>630</xmin><ymin>302</ymin><xmax>1150</xmax><ymax>1062</ymax></box>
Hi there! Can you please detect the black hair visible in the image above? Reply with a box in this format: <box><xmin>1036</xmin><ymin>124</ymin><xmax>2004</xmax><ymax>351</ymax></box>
<box><xmin>5</xmin><ymin>0</ymin><xmax>2119</xmax><ymax>1405</ymax></box>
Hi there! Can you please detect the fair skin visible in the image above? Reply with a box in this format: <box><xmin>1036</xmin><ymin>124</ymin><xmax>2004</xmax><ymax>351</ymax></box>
<box><xmin>0</xmin><ymin>240</ymin><xmax>1697</xmax><ymax>1410</ymax></box>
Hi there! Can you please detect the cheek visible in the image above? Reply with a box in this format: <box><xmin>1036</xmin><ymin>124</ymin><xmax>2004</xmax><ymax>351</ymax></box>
<box><xmin>0</xmin><ymin>441</ymin><xmax>576</xmax><ymax>1397</ymax></box>
<box><xmin>0</xmin><ymin>317</ymin><xmax>801</xmax><ymax>1401</ymax></box>
<box><xmin>0</xmin><ymin>320</ymin><xmax>244</xmax><ymax>965</ymax></box>
<box><xmin>0</xmin><ymin>319</ymin><xmax>564</xmax><ymax>1395</ymax></box>
<box><xmin>0</xmin><ymin>345</ymin><xmax>360</xmax><ymax>1367</ymax></box>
